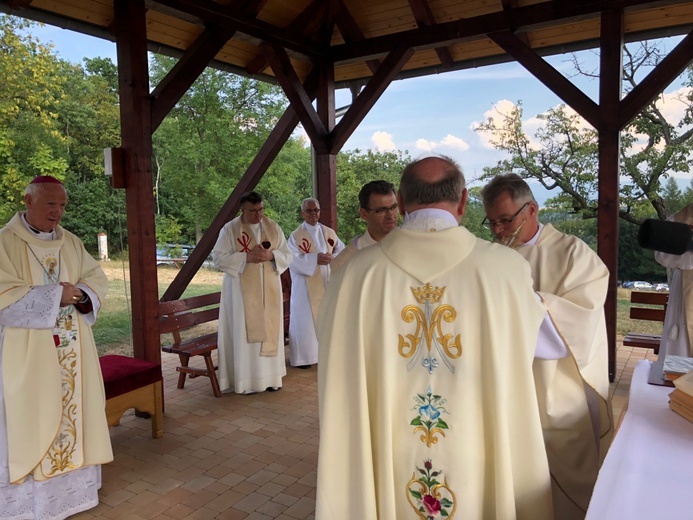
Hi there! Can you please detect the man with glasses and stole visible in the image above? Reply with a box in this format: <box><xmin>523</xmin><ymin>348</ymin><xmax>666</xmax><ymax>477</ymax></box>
<box><xmin>0</xmin><ymin>176</ymin><xmax>112</xmax><ymax>519</ymax></box>
<box><xmin>213</xmin><ymin>191</ymin><xmax>292</xmax><ymax>394</ymax></box>
<box><xmin>317</xmin><ymin>157</ymin><xmax>552</xmax><ymax>519</ymax></box>
<box><xmin>287</xmin><ymin>198</ymin><xmax>344</xmax><ymax>369</ymax></box>
<box><xmin>331</xmin><ymin>180</ymin><xmax>399</xmax><ymax>273</ymax></box>
<box><xmin>481</xmin><ymin>173</ymin><xmax>612</xmax><ymax>520</ymax></box>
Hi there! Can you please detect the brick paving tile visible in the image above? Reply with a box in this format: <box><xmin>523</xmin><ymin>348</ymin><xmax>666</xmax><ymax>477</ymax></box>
<box><xmin>232</xmin><ymin>480</ymin><xmax>260</xmax><ymax>495</ymax></box>
<box><xmin>256</xmin><ymin>500</ymin><xmax>288</xmax><ymax>517</ymax></box>
<box><xmin>233</xmin><ymin>492</ymin><xmax>272</xmax><ymax>513</ymax></box>
<box><xmin>214</xmin><ymin>509</ymin><xmax>250</xmax><ymax>520</ymax></box>
<box><xmin>255</xmin><ymin>481</ymin><xmax>287</xmax><ymax>498</ymax></box>
<box><xmin>206</xmin><ymin>488</ymin><xmax>247</xmax><ymax>512</ymax></box>
<box><xmin>282</xmin><ymin>482</ymin><xmax>313</xmax><ymax>499</ymax></box>
<box><xmin>283</xmin><ymin>496</ymin><xmax>316</xmax><ymax>519</ymax></box>
<box><xmin>180</xmin><ymin>489</ymin><xmax>220</xmax><ymax>510</ymax></box>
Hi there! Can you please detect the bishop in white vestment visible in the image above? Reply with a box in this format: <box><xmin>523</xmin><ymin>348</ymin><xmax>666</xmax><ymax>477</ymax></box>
<box><xmin>0</xmin><ymin>177</ymin><xmax>112</xmax><ymax>520</ymax></box>
<box><xmin>213</xmin><ymin>192</ymin><xmax>292</xmax><ymax>394</ymax></box>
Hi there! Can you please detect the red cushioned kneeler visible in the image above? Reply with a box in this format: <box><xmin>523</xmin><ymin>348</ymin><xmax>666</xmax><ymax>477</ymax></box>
<box><xmin>99</xmin><ymin>355</ymin><xmax>163</xmax><ymax>438</ymax></box>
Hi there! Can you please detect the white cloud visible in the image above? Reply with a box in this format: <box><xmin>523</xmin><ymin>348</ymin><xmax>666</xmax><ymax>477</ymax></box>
<box><xmin>441</xmin><ymin>134</ymin><xmax>470</xmax><ymax>151</ymax></box>
<box><xmin>414</xmin><ymin>135</ymin><xmax>469</xmax><ymax>152</ymax></box>
<box><xmin>371</xmin><ymin>131</ymin><xmax>397</xmax><ymax>151</ymax></box>
<box><xmin>415</xmin><ymin>138</ymin><xmax>436</xmax><ymax>151</ymax></box>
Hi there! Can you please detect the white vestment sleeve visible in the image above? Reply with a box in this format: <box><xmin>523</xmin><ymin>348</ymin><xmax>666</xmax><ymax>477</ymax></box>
<box><xmin>655</xmin><ymin>249</ymin><xmax>693</xmax><ymax>270</ymax></box>
<box><xmin>0</xmin><ymin>284</ymin><xmax>62</xmax><ymax>329</ymax></box>
<box><xmin>270</xmin><ymin>230</ymin><xmax>292</xmax><ymax>274</ymax></box>
<box><xmin>288</xmin><ymin>233</ymin><xmax>319</xmax><ymax>276</ymax></box>
<box><xmin>213</xmin><ymin>225</ymin><xmax>247</xmax><ymax>277</ymax></box>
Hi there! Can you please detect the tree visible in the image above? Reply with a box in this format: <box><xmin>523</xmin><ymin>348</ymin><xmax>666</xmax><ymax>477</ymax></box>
<box><xmin>475</xmin><ymin>40</ymin><xmax>693</xmax><ymax>226</ymax></box>
<box><xmin>334</xmin><ymin>149</ymin><xmax>410</xmax><ymax>242</ymax></box>
<box><xmin>0</xmin><ymin>16</ymin><xmax>68</xmax><ymax>223</ymax></box>
<box><xmin>661</xmin><ymin>177</ymin><xmax>685</xmax><ymax>215</ymax></box>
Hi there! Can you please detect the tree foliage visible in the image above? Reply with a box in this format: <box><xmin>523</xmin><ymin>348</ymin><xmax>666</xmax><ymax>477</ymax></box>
<box><xmin>476</xmin><ymin>41</ymin><xmax>693</xmax><ymax>226</ymax></box>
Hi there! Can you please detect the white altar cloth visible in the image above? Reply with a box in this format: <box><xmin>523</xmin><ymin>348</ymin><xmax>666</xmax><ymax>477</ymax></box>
<box><xmin>586</xmin><ymin>360</ymin><xmax>693</xmax><ymax>519</ymax></box>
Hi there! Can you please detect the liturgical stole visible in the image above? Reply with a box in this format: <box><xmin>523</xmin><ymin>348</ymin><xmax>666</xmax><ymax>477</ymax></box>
<box><xmin>291</xmin><ymin>224</ymin><xmax>339</xmax><ymax>325</ymax></box>
<box><xmin>230</xmin><ymin>216</ymin><xmax>281</xmax><ymax>356</ymax></box>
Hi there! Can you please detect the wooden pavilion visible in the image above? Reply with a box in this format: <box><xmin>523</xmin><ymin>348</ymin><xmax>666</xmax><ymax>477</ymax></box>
<box><xmin>2</xmin><ymin>0</ymin><xmax>693</xmax><ymax>380</ymax></box>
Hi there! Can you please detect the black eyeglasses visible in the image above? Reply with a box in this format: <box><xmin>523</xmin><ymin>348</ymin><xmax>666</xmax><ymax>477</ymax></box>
<box><xmin>303</xmin><ymin>208</ymin><xmax>320</xmax><ymax>214</ymax></box>
<box><xmin>482</xmin><ymin>202</ymin><xmax>530</xmax><ymax>229</ymax></box>
<box><xmin>366</xmin><ymin>203</ymin><xmax>399</xmax><ymax>215</ymax></box>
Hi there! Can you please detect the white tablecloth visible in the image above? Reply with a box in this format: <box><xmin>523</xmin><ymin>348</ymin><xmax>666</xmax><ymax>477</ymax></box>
<box><xmin>586</xmin><ymin>360</ymin><xmax>693</xmax><ymax>519</ymax></box>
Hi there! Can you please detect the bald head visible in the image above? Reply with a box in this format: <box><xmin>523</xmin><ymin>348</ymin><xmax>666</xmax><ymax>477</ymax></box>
<box><xmin>398</xmin><ymin>155</ymin><xmax>468</xmax><ymax>220</ymax></box>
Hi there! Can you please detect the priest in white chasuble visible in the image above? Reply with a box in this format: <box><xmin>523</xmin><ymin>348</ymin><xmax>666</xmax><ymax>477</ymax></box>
<box><xmin>288</xmin><ymin>198</ymin><xmax>344</xmax><ymax>369</ymax></box>
<box><xmin>0</xmin><ymin>176</ymin><xmax>112</xmax><ymax>520</ymax></box>
<box><xmin>213</xmin><ymin>191</ymin><xmax>292</xmax><ymax>394</ymax></box>
<box><xmin>317</xmin><ymin>156</ymin><xmax>553</xmax><ymax>520</ymax></box>
<box><xmin>482</xmin><ymin>174</ymin><xmax>613</xmax><ymax>520</ymax></box>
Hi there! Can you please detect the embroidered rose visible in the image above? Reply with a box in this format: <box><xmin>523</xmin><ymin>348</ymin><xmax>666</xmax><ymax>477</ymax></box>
<box><xmin>328</xmin><ymin>238</ymin><xmax>334</xmax><ymax>246</ymax></box>
<box><xmin>423</xmin><ymin>494</ymin><xmax>442</xmax><ymax>516</ymax></box>
<box><xmin>261</xmin><ymin>240</ymin><xmax>271</xmax><ymax>249</ymax></box>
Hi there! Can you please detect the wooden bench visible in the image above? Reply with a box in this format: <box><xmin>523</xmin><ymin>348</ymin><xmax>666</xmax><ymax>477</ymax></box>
<box><xmin>159</xmin><ymin>273</ymin><xmax>292</xmax><ymax>398</ymax></box>
<box><xmin>159</xmin><ymin>292</ymin><xmax>222</xmax><ymax>397</ymax></box>
<box><xmin>623</xmin><ymin>291</ymin><xmax>668</xmax><ymax>354</ymax></box>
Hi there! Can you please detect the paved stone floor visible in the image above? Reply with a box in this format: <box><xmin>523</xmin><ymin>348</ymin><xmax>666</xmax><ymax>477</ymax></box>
<box><xmin>73</xmin><ymin>343</ymin><xmax>657</xmax><ymax>520</ymax></box>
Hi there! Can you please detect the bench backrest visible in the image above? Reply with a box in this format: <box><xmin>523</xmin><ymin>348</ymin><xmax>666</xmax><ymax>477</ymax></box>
<box><xmin>159</xmin><ymin>292</ymin><xmax>221</xmax><ymax>337</ymax></box>
<box><xmin>629</xmin><ymin>291</ymin><xmax>668</xmax><ymax>322</ymax></box>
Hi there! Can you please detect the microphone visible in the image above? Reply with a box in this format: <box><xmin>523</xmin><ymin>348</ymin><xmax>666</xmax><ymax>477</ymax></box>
<box><xmin>638</xmin><ymin>219</ymin><xmax>693</xmax><ymax>255</ymax></box>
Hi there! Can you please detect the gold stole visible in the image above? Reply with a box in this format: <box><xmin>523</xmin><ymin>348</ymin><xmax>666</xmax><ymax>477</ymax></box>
<box><xmin>230</xmin><ymin>216</ymin><xmax>281</xmax><ymax>356</ymax></box>
<box><xmin>291</xmin><ymin>224</ymin><xmax>338</xmax><ymax>325</ymax></box>
<box><xmin>27</xmin><ymin>242</ymin><xmax>85</xmax><ymax>480</ymax></box>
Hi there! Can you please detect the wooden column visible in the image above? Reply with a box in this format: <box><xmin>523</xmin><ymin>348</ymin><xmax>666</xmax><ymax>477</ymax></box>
<box><xmin>315</xmin><ymin>63</ymin><xmax>337</xmax><ymax>229</ymax></box>
<box><xmin>598</xmin><ymin>9</ymin><xmax>624</xmax><ymax>381</ymax></box>
<box><xmin>114</xmin><ymin>0</ymin><xmax>160</xmax><ymax>363</ymax></box>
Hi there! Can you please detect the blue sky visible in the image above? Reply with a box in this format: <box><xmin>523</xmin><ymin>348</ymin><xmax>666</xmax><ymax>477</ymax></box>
<box><xmin>28</xmin><ymin>22</ymin><xmax>690</xmax><ymax>204</ymax></box>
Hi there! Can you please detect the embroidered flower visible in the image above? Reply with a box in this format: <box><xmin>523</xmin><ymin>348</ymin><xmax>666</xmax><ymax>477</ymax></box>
<box><xmin>411</xmin><ymin>387</ymin><xmax>449</xmax><ymax>446</ymax></box>
<box><xmin>262</xmin><ymin>240</ymin><xmax>271</xmax><ymax>249</ymax></box>
<box><xmin>328</xmin><ymin>238</ymin><xmax>335</xmax><ymax>246</ymax></box>
<box><xmin>422</xmin><ymin>494</ymin><xmax>442</xmax><ymax>515</ymax></box>
<box><xmin>419</xmin><ymin>404</ymin><xmax>441</xmax><ymax>421</ymax></box>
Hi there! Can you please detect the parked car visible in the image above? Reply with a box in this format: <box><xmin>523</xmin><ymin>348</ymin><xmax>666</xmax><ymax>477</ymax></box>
<box><xmin>156</xmin><ymin>244</ymin><xmax>215</xmax><ymax>269</ymax></box>
<box><xmin>631</xmin><ymin>281</ymin><xmax>654</xmax><ymax>290</ymax></box>
<box><xmin>654</xmin><ymin>283</ymin><xmax>669</xmax><ymax>292</ymax></box>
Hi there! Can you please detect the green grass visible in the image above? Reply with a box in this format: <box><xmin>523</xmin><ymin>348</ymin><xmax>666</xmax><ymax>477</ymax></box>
<box><xmin>93</xmin><ymin>263</ymin><xmax>222</xmax><ymax>356</ymax></box>
<box><xmin>92</xmin><ymin>266</ymin><xmax>662</xmax><ymax>355</ymax></box>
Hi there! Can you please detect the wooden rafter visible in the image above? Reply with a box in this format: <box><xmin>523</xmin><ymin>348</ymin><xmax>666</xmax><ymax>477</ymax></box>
<box><xmin>489</xmin><ymin>30</ymin><xmax>600</xmax><ymax>128</ymax></box>
<box><xmin>330</xmin><ymin>0</ymin><xmax>689</xmax><ymax>63</ymax></box>
<box><xmin>150</xmin><ymin>0</ymin><xmax>268</xmax><ymax>130</ymax></box>
<box><xmin>407</xmin><ymin>0</ymin><xmax>453</xmax><ymax>68</ymax></box>
<box><xmin>333</xmin><ymin>0</ymin><xmax>381</xmax><ymax>74</ymax></box>
<box><xmin>330</xmin><ymin>47</ymin><xmax>415</xmax><ymax>153</ymax></box>
<box><xmin>148</xmin><ymin>0</ymin><xmax>323</xmax><ymax>60</ymax></box>
<box><xmin>245</xmin><ymin>0</ymin><xmax>328</xmax><ymax>76</ymax></box>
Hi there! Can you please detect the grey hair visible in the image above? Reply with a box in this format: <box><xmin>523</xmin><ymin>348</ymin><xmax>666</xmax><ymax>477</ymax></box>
<box><xmin>480</xmin><ymin>174</ymin><xmax>536</xmax><ymax>207</ymax></box>
<box><xmin>399</xmin><ymin>154</ymin><xmax>465</xmax><ymax>206</ymax></box>
<box><xmin>25</xmin><ymin>182</ymin><xmax>67</xmax><ymax>198</ymax></box>
<box><xmin>301</xmin><ymin>198</ymin><xmax>320</xmax><ymax>211</ymax></box>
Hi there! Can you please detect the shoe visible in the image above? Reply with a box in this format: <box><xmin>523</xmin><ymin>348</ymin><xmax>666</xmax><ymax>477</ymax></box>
<box><xmin>266</xmin><ymin>387</ymin><xmax>280</xmax><ymax>392</ymax></box>
<box><xmin>297</xmin><ymin>364</ymin><xmax>311</xmax><ymax>369</ymax></box>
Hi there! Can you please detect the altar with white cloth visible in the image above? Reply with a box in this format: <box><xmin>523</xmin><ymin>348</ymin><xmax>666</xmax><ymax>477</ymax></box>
<box><xmin>586</xmin><ymin>360</ymin><xmax>693</xmax><ymax>519</ymax></box>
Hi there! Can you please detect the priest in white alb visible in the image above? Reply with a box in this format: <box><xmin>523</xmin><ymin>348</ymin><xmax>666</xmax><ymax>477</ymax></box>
<box><xmin>287</xmin><ymin>198</ymin><xmax>344</xmax><ymax>368</ymax></box>
<box><xmin>654</xmin><ymin>202</ymin><xmax>693</xmax><ymax>358</ymax></box>
<box><xmin>482</xmin><ymin>173</ymin><xmax>613</xmax><ymax>520</ymax></box>
<box><xmin>213</xmin><ymin>191</ymin><xmax>292</xmax><ymax>394</ymax></box>
<box><xmin>317</xmin><ymin>156</ymin><xmax>553</xmax><ymax>520</ymax></box>
<box><xmin>0</xmin><ymin>176</ymin><xmax>112</xmax><ymax>520</ymax></box>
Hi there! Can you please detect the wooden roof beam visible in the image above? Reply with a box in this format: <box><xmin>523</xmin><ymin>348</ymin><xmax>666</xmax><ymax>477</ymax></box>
<box><xmin>619</xmin><ymin>28</ymin><xmax>693</xmax><ymax>128</ymax></box>
<box><xmin>149</xmin><ymin>0</ymin><xmax>324</xmax><ymax>61</ymax></box>
<box><xmin>163</xmin><ymin>70</ymin><xmax>321</xmax><ymax>301</ymax></box>
<box><xmin>407</xmin><ymin>0</ymin><xmax>454</xmax><ymax>68</ymax></box>
<box><xmin>150</xmin><ymin>0</ymin><xmax>269</xmax><ymax>131</ymax></box>
<box><xmin>245</xmin><ymin>0</ymin><xmax>328</xmax><ymax>76</ymax></box>
<box><xmin>334</xmin><ymin>0</ymin><xmax>381</xmax><ymax>74</ymax></box>
<box><xmin>330</xmin><ymin>47</ymin><xmax>415</xmax><ymax>153</ymax></box>
<box><xmin>262</xmin><ymin>43</ymin><xmax>329</xmax><ymax>154</ymax></box>
<box><xmin>489</xmin><ymin>30</ymin><xmax>600</xmax><ymax>128</ymax></box>
<box><xmin>330</xmin><ymin>0</ymin><xmax>689</xmax><ymax>63</ymax></box>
